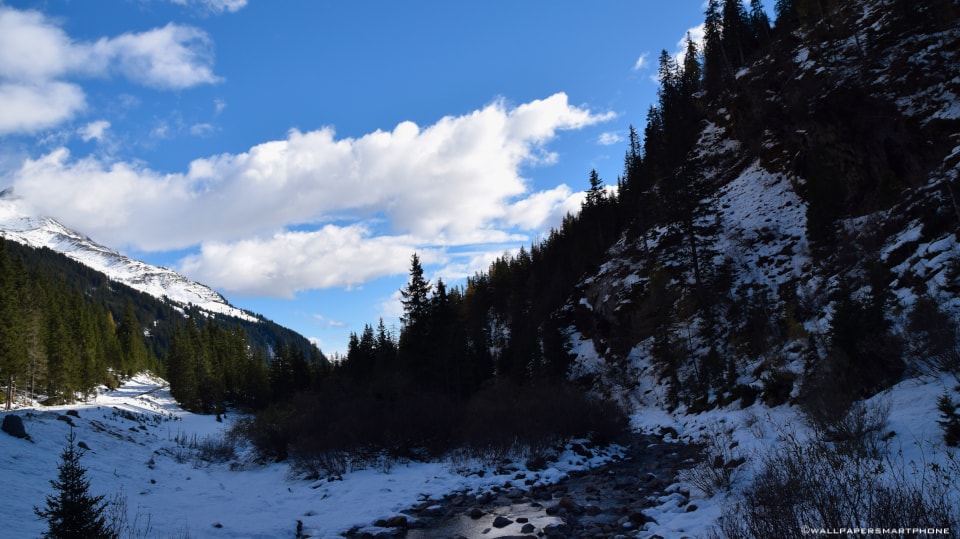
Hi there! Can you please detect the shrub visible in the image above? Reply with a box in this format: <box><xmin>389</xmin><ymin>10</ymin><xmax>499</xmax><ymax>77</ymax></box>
<box><xmin>936</xmin><ymin>392</ymin><xmax>960</xmax><ymax>447</ymax></box>
<box><xmin>680</xmin><ymin>425</ymin><xmax>743</xmax><ymax>497</ymax></box>
<box><xmin>713</xmin><ymin>401</ymin><xmax>959</xmax><ymax>539</ymax></box>
<box><xmin>761</xmin><ymin>369</ymin><xmax>795</xmax><ymax>406</ymax></box>
<box><xmin>236</xmin><ymin>380</ymin><xmax>628</xmax><ymax>472</ymax></box>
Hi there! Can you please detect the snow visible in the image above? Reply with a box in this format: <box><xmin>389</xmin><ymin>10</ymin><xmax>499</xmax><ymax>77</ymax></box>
<box><xmin>0</xmin><ymin>374</ymin><xmax>622</xmax><ymax>538</ymax></box>
<box><xmin>0</xmin><ymin>195</ymin><xmax>257</xmax><ymax>323</ymax></box>
<box><xmin>621</xmin><ymin>373</ymin><xmax>960</xmax><ymax>538</ymax></box>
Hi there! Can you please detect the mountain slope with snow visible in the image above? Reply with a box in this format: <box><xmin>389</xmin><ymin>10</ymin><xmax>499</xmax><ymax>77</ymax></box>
<box><xmin>0</xmin><ymin>193</ymin><xmax>256</xmax><ymax>323</ymax></box>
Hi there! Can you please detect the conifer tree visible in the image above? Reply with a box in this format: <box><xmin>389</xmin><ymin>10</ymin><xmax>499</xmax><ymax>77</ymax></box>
<box><xmin>400</xmin><ymin>253</ymin><xmax>432</xmax><ymax>327</ymax></box>
<box><xmin>721</xmin><ymin>0</ymin><xmax>756</xmax><ymax>68</ymax></box>
<box><xmin>703</xmin><ymin>0</ymin><xmax>727</xmax><ymax>96</ymax></box>
<box><xmin>117</xmin><ymin>300</ymin><xmax>150</xmax><ymax>376</ymax></box>
<box><xmin>35</xmin><ymin>430</ymin><xmax>117</xmax><ymax>539</ymax></box>
<box><xmin>750</xmin><ymin>0</ymin><xmax>772</xmax><ymax>46</ymax></box>
<box><xmin>585</xmin><ymin>169</ymin><xmax>605</xmax><ymax>208</ymax></box>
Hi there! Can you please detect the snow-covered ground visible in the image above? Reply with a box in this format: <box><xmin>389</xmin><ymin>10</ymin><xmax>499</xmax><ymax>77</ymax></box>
<box><xmin>629</xmin><ymin>371</ymin><xmax>960</xmax><ymax>538</ymax></box>
<box><xmin>0</xmin><ymin>374</ymin><xmax>621</xmax><ymax>539</ymax></box>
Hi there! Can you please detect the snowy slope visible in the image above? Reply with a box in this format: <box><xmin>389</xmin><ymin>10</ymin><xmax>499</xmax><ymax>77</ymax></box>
<box><xmin>0</xmin><ymin>375</ymin><xmax>620</xmax><ymax>539</ymax></box>
<box><xmin>0</xmin><ymin>193</ymin><xmax>256</xmax><ymax>323</ymax></box>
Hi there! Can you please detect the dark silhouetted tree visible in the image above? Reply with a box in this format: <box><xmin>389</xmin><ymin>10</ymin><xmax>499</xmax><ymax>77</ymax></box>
<box><xmin>35</xmin><ymin>430</ymin><xmax>117</xmax><ymax>539</ymax></box>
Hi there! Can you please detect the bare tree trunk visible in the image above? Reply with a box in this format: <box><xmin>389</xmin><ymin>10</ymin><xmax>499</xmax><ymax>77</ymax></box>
<box><xmin>5</xmin><ymin>375</ymin><xmax>13</xmax><ymax>410</ymax></box>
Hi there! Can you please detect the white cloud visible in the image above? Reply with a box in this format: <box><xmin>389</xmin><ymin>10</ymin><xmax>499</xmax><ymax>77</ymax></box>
<box><xmin>0</xmin><ymin>82</ymin><xmax>86</xmax><ymax>135</ymax></box>
<box><xmin>0</xmin><ymin>6</ymin><xmax>220</xmax><ymax>136</ymax></box>
<box><xmin>78</xmin><ymin>120</ymin><xmax>110</xmax><ymax>142</ymax></box>
<box><xmin>179</xmin><ymin>226</ymin><xmax>429</xmax><ymax>297</ymax></box>
<box><xmin>504</xmin><ymin>185</ymin><xmax>583</xmax><ymax>230</ymax></box>
<box><xmin>12</xmin><ymin>93</ymin><xmax>613</xmax><ymax>296</ymax></box>
<box><xmin>190</xmin><ymin>123</ymin><xmax>215</xmax><ymax>136</ymax></box>
<box><xmin>168</xmin><ymin>0</ymin><xmax>248</xmax><ymax>13</ymax></box>
<box><xmin>598</xmin><ymin>131</ymin><xmax>623</xmax><ymax>146</ymax></box>
<box><xmin>91</xmin><ymin>24</ymin><xmax>222</xmax><ymax>90</ymax></box>
<box><xmin>313</xmin><ymin>314</ymin><xmax>347</xmax><ymax>329</ymax></box>
<box><xmin>633</xmin><ymin>52</ymin><xmax>649</xmax><ymax>71</ymax></box>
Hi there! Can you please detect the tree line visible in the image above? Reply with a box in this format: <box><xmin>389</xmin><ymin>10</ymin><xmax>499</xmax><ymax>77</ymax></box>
<box><xmin>0</xmin><ymin>237</ymin><xmax>327</xmax><ymax>413</ymax></box>
<box><xmin>0</xmin><ymin>238</ymin><xmax>160</xmax><ymax>408</ymax></box>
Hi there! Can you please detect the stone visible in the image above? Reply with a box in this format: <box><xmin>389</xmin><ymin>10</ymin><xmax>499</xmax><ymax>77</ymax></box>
<box><xmin>1</xmin><ymin>414</ymin><xmax>27</xmax><ymax>439</ymax></box>
<box><xmin>571</xmin><ymin>442</ymin><xmax>592</xmax><ymax>458</ymax></box>
<box><xmin>375</xmin><ymin>516</ymin><xmax>407</xmax><ymax>528</ymax></box>
<box><xmin>543</xmin><ymin>522</ymin><xmax>569</xmax><ymax>537</ymax></box>
<box><xmin>520</xmin><ymin>523</ymin><xmax>536</xmax><ymax>534</ymax></box>
<box><xmin>492</xmin><ymin>515</ymin><xmax>513</xmax><ymax>528</ymax></box>
<box><xmin>558</xmin><ymin>496</ymin><xmax>583</xmax><ymax>514</ymax></box>
<box><xmin>419</xmin><ymin>504</ymin><xmax>443</xmax><ymax>517</ymax></box>
<box><xmin>506</xmin><ymin>487</ymin><xmax>526</xmax><ymax>499</ymax></box>
<box><xmin>468</xmin><ymin>507</ymin><xmax>485</xmax><ymax>519</ymax></box>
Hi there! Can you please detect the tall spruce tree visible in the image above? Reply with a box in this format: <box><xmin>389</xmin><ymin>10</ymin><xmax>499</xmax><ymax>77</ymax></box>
<box><xmin>34</xmin><ymin>430</ymin><xmax>117</xmax><ymax>539</ymax></box>
<box><xmin>399</xmin><ymin>253</ymin><xmax>432</xmax><ymax>327</ymax></box>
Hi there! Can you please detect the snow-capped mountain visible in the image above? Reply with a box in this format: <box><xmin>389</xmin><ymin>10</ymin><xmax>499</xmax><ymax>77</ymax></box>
<box><xmin>0</xmin><ymin>191</ymin><xmax>257</xmax><ymax>323</ymax></box>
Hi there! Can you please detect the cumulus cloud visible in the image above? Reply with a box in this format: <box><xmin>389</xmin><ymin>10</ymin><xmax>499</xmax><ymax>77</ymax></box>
<box><xmin>0</xmin><ymin>5</ymin><xmax>220</xmax><ymax>136</ymax></box>
<box><xmin>0</xmin><ymin>82</ymin><xmax>86</xmax><ymax>135</ymax></box>
<box><xmin>179</xmin><ymin>226</ymin><xmax>430</xmax><ymax>297</ymax></box>
<box><xmin>89</xmin><ymin>23</ymin><xmax>222</xmax><ymax>89</ymax></box>
<box><xmin>12</xmin><ymin>93</ymin><xmax>613</xmax><ymax>296</ymax></box>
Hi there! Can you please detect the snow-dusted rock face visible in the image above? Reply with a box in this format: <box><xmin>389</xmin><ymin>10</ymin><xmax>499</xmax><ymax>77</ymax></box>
<box><xmin>0</xmin><ymin>194</ymin><xmax>256</xmax><ymax>323</ymax></box>
<box><xmin>561</xmin><ymin>0</ymin><xmax>960</xmax><ymax>408</ymax></box>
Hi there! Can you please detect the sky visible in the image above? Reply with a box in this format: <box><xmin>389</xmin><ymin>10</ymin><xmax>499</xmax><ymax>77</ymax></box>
<box><xmin>0</xmin><ymin>0</ymin><xmax>727</xmax><ymax>356</ymax></box>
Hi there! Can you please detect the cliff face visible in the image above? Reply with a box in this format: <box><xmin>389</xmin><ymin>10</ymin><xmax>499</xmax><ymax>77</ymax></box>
<box><xmin>563</xmin><ymin>0</ymin><xmax>960</xmax><ymax>412</ymax></box>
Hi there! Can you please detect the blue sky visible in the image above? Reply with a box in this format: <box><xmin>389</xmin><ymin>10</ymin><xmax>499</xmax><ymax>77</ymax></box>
<box><xmin>0</xmin><ymin>0</ymin><xmax>739</xmax><ymax>356</ymax></box>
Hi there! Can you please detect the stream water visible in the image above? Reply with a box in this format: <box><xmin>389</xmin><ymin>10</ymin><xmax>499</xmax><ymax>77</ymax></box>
<box><xmin>364</xmin><ymin>433</ymin><xmax>704</xmax><ymax>539</ymax></box>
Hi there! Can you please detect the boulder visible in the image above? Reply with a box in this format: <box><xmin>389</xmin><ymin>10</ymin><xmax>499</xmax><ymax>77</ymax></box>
<box><xmin>1</xmin><ymin>414</ymin><xmax>27</xmax><ymax>439</ymax></box>
<box><xmin>492</xmin><ymin>515</ymin><xmax>513</xmax><ymax>528</ymax></box>
<box><xmin>373</xmin><ymin>515</ymin><xmax>407</xmax><ymax>529</ymax></box>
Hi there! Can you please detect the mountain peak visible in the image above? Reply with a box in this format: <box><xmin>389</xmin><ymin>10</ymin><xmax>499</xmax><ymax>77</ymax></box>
<box><xmin>0</xmin><ymin>195</ymin><xmax>256</xmax><ymax>323</ymax></box>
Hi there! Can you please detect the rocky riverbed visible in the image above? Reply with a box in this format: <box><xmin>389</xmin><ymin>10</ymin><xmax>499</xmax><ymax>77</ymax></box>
<box><xmin>344</xmin><ymin>433</ymin><xmax>705</xmax><ymax>538</ymax></box>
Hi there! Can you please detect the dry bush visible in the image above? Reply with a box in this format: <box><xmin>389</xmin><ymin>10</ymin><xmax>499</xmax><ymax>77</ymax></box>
<box><xmin>681</xmin><ymin>425</ymin><xmax>744</xmax><ymax>497</ymax></box>
<box><xmin>713</xmin><ymin>401</ymin><xmax>959</xmax><ymax>539</ymax></box>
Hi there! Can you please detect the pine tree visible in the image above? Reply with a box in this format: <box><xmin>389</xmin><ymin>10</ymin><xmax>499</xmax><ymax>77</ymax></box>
<box><xmin>750</xmin><ymin>0</ymin><xmax>772</xmax><ymax>47</ymax></box>
<box><xmin>399</xmin><ymin>253</ymin><xmax>432</xmax><ymax>327</ymax></box>
<box><xmin>34</xmin><ymin>430</ymin><xmax>117</xmax><ymax>539</ymax></box>
<box><xmin>585</xmin><ymin>169</ymin><xmax>605</xmax><ymax>208</ymax></box>
<box><xmin>117</xmin><ymin>300</ymin><xmax>150</xmax><ymax>376</ymax></box>
<box><xmin>703</xmin><ymin>0</ymin><xmax>727</xmax><ymax>96</ymax></box>
<box><xmin>721</xmin><ymin>0</ymin><xmax>756</xmax><ymax>68</ymax></box>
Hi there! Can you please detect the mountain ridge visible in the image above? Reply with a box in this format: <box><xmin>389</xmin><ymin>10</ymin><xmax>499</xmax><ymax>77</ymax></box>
<box><xmin>0</xmin><ymin>191</ymin><xmax>257</xmax><ymax>324</ymax></box>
